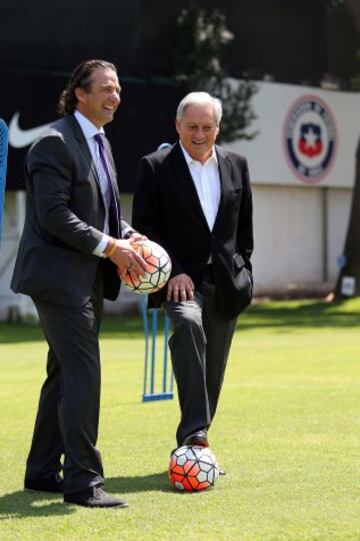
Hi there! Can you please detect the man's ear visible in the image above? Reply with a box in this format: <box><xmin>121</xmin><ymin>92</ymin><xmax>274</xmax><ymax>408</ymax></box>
<box><xmin>75</xmin><ymin>87</ymin><xmax>86</xmax><ymax>104</ymax></box>
<box><xmin>175</xmin><ymin>119</ymin><xmax>180</xmax><ymax>135</ymax></box>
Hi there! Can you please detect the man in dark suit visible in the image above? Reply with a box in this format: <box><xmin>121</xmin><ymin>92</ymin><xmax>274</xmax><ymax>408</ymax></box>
<box><xmin>11</xmin><ymin>59</ymin><xmax>146</xmax><ymax>508</ymax></box>
<box><xmin>132</xmin><ymin>92</ymin><xmax>253</xmax><ymax>459</ymax></box>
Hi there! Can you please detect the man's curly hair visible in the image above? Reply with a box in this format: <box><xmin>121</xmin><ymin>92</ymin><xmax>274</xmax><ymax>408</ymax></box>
<box><xmin>57</xmin><ymin>59</ymin><xmax>117</xmax><ymax>116</ymax></box>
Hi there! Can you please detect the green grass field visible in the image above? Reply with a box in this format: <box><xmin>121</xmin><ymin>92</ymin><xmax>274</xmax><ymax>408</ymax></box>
<box><xmin>0</xmin><ymin>299</ymin><xmax>359</xmax><ymax>541</ymax></box>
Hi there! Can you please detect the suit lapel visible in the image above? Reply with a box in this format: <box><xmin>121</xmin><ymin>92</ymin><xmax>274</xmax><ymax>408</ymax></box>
<box><xmin>103</xmin><ymin>136</ymin><xmax>121</xmax><ymax>202</ymax></box>
<box><xmin>213</xmin><ymin>146</ymin><xmax>233</xmax><ymax>232</ymax></box>
<box><xmin>169</xmin><ymin>143</ymin><xmax>209</xmax><ymax>229</ymax></box>
<box><xmin>67</xmin><ymin>115</ymin><xmax>101</xmax><ymax>190</ymax></box>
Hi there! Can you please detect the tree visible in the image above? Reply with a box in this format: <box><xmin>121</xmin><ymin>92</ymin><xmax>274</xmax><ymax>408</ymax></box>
<box><xmin>173</xmin><ymin>3</ymin><xmax>258</xmax><ymax>143</ymax></box>
<box><xmin>344</xmin><ymin>0</ymin><xmax>360</xmax><ymax>32</ymax></box>
<box><xmin>332</xmin><ymin>0</ymin><xmax>360</xmax><ymax>299</ymax></box>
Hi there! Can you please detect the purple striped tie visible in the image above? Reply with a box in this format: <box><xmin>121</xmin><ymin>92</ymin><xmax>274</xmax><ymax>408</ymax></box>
<box><xmin>94</xmin><ymin>133</ymin><xmax>121</xmax><ymax>238</ymax></box>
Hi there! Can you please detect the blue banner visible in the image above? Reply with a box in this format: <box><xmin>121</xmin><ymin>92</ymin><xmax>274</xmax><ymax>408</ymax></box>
<box><xmin>0</xmin><ymin>119</ymin><xmax>9</xmax><ymax>245</ymax></box>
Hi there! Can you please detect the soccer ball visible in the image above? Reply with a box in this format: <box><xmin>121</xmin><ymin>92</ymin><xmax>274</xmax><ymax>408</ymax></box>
<box><xmin>120</xmin><ymin>239</ymin><xmax>172</xmax><ymax>294</ymax></box>
<box><xmin>168</xmin><ymin>445</ymin><xmax>220</xmax><ymax>492</ymax></box>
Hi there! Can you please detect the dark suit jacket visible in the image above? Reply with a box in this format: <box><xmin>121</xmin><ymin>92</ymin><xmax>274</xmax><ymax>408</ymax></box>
<box><xmin>132</xmin><ymin>142</ymin><xmax>254</xmax><ymax>320</ymax></box>
<box><xmin>11</xmin><ymin>114</ymin><xmax>127</xmax><ymax>307</ymax></box>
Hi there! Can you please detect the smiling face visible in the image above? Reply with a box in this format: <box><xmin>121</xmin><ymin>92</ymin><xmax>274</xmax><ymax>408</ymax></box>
<box><xmin>176</xmin><ymin>103</ymin><xmax>220</xmax><ymax>164</ymax></box>
<box><xmin>75</xmin><ymin>67</ymin><xmax>121</xmax><ymax>128</ymax></box>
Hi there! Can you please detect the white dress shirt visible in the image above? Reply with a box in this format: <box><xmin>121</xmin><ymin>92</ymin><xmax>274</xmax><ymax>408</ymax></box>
<box><xmin>180</xmin><ymin>142</ymin><xmax>221</xmax><ymax>231</ymax></box>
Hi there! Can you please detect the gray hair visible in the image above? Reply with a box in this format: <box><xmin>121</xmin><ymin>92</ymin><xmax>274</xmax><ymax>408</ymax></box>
<box><xmin>176</xmin><ymin>92</ymin><xmax>223</xmax><ymax>126</ymax></box>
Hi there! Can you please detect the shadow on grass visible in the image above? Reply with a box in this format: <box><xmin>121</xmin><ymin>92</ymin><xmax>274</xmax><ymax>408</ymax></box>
<box><xmin>106</xmin><ymin>471</ymin><xmax>173</xmax><ymax>494</ymax></box>
<box><xmin>238</xmin><ymin>300</ymin><xmax>360</xmax><ymax>331</ymax></box>
<box><xmin>0</xmin><ymin>472</ymin><xmax>183</xmax><ymax>519</ymax></box>
<box><xmin>0</xmin><ymin>490</ymin><xmax>74</xmax><ymax>519</ymax></box>
<box><xmin>0</xmin><ymin>473</ymin><xmax>172</xmax><ymax>518</ymax></box>
<box><xmin>1</xmin><ymin>299</ymin><xmax>359</xmax><ymax>343</ymax></box>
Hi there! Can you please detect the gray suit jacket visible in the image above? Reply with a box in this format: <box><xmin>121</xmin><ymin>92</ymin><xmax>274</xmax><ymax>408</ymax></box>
<box><xmin>11</xmin><ymin>114</ymin><xmax>128</xmax><ymax>306</ymax></box>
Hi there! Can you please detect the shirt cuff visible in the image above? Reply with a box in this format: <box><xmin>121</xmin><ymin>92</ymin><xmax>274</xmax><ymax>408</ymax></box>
<box><xmin>93</xmin><ymin>234</ymin><xmax>110</xmax><ymax>257</ymax></box>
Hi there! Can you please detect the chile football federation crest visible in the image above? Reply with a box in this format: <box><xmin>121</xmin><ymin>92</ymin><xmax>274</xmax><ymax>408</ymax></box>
<box><xmin>283</xmin><ymin>95</ymin><xmax>337</xmax><ymax>185</ymax></box>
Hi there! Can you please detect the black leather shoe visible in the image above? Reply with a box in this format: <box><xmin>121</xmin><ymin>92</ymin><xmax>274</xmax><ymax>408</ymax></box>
<box><xmin>64</xmin><ymin>485</ymin><xmax>128</xmax><ymax>508</ymax></box>
<box><xmin>183</xmin><ymin>430</ymin><xmax>209</xmax><ymax>447</ymax></box>
<box><xmin>24</xmin><ymin>473</ymin><xmax>63</xmax><ymax>493</ymax></box>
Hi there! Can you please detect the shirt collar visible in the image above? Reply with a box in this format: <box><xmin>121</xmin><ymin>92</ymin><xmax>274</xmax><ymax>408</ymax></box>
<box><xmin>74</xmin><ymin>110</ymin><xmax>105</xmax><ymax>140</ymax></box>
<box><xmin>179</xmin><ymin>141</ymin><xmax>218</xmax><ymax>166</ymax></box>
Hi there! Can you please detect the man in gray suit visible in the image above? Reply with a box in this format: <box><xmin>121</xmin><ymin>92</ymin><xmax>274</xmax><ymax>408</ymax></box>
<box><xmin>11</xmin><ymin>59</ymin><xmax>146</xmax><ymax>508</ymax></box>
<box><xmin>133</xmin><ymin>92</ymin><xmax>253</xmax><ymax>462</ymax></box>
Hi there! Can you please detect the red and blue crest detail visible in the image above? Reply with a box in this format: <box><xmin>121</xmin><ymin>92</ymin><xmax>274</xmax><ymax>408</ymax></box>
<box><xmin>298</xmin><ymin>123</ymin><xmax>323</xmax><ymax>157</ymax></box>
<box><xmin>283</xmin><ymin>95</ymin><xmax>337</xmax><ymax>185</ymax></box>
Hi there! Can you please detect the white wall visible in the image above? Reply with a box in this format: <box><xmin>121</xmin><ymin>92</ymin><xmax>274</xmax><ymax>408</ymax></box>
<box><xmin>251</xmin><ymin>184</ymin><xmax>352</xmax><ymax>295</ymax></box>
<box><xmin>1</xmin><ymin>80</ymin><xmax>357</xmax><ymax>318</ymax></box>
<box><xmin>0</xmin><ymin>192</ymin><xmax>140</xmax><ymax>320</ymax></box>
<box><xmin>0</xmin><ymin>192</ymin><xmax>23</xmax><ymax>319</ymax></box>
<box><xmin>0</xmin><ymin>184</ymin><xmax>353</xmax><ymax>320</ymax></box>
<box><xmin>227</xmin><ymin>80</ymin><xmax>360</xmax><ymax>188</ymax></box>
<box><xmin>223</xmin><ymin>80</ymin><xmax>357</xmax><ymax>296</ymax></box>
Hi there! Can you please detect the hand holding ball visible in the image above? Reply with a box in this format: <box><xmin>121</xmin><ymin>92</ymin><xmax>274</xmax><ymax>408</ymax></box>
<box><xmin>119</xmin><ymin>239</ymin><xmax>172</xmax><ymax>294</ymax></box>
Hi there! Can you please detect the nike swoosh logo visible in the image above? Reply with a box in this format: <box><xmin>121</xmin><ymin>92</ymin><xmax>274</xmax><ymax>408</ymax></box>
<box><xmin>9</xmin><ymin>112</ymin><xmax>53</xmax><ymax>149</ymax></box>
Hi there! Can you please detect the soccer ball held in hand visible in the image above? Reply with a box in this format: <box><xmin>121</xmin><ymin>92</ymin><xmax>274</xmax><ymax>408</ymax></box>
<box><xmin>119</xmin><ymin>239</ymin><xmax>172</xmax><ymax>294</ymax></box>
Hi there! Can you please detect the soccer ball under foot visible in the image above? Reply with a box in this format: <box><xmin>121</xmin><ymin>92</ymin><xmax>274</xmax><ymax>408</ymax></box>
<box><xmin>168</xmin><ymin>445</ymin><xmax>220</xmax><ymax>492</ymax></box>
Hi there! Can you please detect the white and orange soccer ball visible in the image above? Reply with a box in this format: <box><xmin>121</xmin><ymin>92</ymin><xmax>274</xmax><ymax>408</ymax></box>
<box><xmin>168</xmin><ymin>445</ymin><xmax>220</xmax><ymax>492</ymax></box>
<box><xmin>120</xmin><ymin>239</ymin><xmax>172</xmax><ymax>294</ymax></box>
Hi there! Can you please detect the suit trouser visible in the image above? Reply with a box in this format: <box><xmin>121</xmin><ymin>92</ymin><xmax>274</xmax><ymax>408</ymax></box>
<box><xmin>26</xmin><ymin>270</ymin><xmax>104</xmax><ymax>495</ymax></box>
<box><xmin>164</xmin><ymin>267</ymin><xmax>237</xmax><ymax>446</ymax></box>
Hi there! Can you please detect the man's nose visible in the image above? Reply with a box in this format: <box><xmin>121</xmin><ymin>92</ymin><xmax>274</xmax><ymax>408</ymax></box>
<box><xmin>111</xmin><ymin>91</ymin><xmax>121</xmax><ymax>105</ymax></box>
